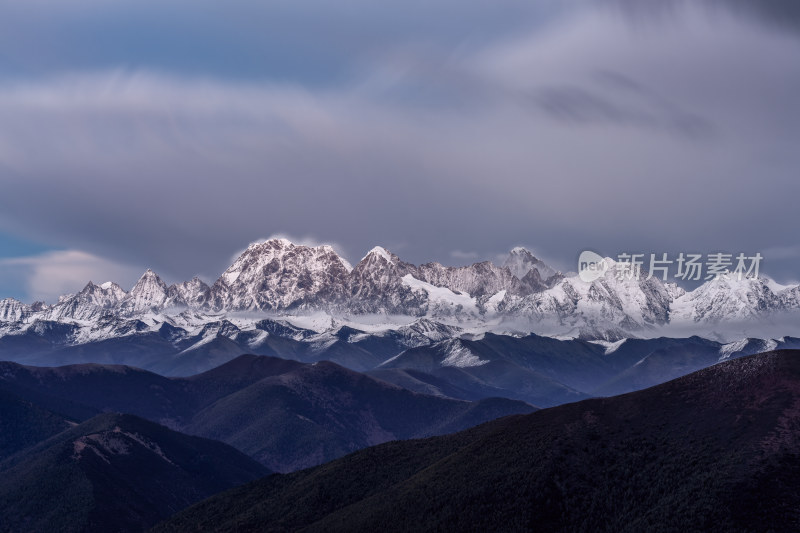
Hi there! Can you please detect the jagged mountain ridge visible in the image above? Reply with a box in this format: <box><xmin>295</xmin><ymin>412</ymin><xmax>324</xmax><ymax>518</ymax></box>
<box><xmin>2</xmin><ymin>239</ymin><xmax>800</xmax><ymax>341</ymax></box>
<box><xmin>0</xmin><ymin>239</ymin><xmax>566</xmax><ymax>322</ymax></box>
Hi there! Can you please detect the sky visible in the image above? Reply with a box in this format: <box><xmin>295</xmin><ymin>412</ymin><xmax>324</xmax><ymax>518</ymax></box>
<box><xmin>0</xmin><ymin>0</ymin><xmax>799</xmax><ymax>302</ymax></box>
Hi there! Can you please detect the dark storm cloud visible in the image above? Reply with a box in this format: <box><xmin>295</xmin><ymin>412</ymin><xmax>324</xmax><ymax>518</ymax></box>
<box><xmin>608</xmin><ymin>0</ymin><xmax>800</xmax><ymax>33</ymax></box>
<box><xmin>533</xmin><ymin>74</ymin><xmax>713</xmax><ymax>139</ymax></box>
<box><xmin>0</xmin><ymin>0</ymin><xmax>799</xmax><ymax>299</ymax></box>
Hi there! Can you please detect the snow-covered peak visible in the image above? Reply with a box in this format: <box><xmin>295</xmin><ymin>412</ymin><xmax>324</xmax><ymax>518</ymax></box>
<box><xmin>84</xmin><ymin>280</ymin><xmax>127</xmax><ymax>300</ymax></box>
<box><xmin>502</xmin><ymin>257</ymin><xmax>677</xmax><ymax>334</ymax></box>
<box><xmin>362</xmin><ymin>246</ymin><xmax>394</xmax><ymax>263</ymax></box>
<box><xmin>166</xmin><ymin>276</ymin><xmax>211</xmax><ymax>308</ymax></box>
<box><xmin>80</xmin><ymin>281</ymin><xmax>98</xmax><ymax>291</ymax></box>
<box><xmin>221</xmin><ymin>240</ymin><xmax>351</xmax><ymax>286</ymax></box>
<box><xmin>503</xmin><ymin>247</ymin><xmax>557</xmax><ymax>280</ymax></box>
<box><xmin>2</xmin><ymin>239</ymin><xmax>800</xmax><ymax>341</ymax></box>
<box><xmin>346</xmin><ymin>247</ymin><xmax>422</xmax><ymax>314</ymax></box>
<box><xmin>670</xmin><ymin>275</ymin><xmax>790</xmax><ymax>323</ymax></box>
<box><xmin>130</xmin><ymin>269</ymin><xmax>167</xmax><ymax>292</ymax></box>
<box><xmin>120</xmin><ymin>269</ymin><xmax>169</xmax><ymax>315</ymax></box>
<box><xmin>40</xmin><ymin>279</ymin><xmax>128</xmax><ymax>321</ymax></box>
<box><xmin>247</xmin><ymin>238</ymin><xmax>294</xmax><ymax>251</ymax></box>
<box><xmin>211</xmin><ymin>239</ymin><xmax>352</xmax><ymax>311</ymax></box>
<box><xmin>82</xmin><ymin>280</ymin><xmax>125</xmax><ymax>299</ymax></box>
<box><xmin>0</xmin><ymin>298</ymin><xmax>30</xmax><ymax>322</ymax></box>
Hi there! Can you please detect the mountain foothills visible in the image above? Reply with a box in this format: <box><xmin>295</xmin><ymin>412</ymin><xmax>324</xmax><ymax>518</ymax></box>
<box><xmin>2</xmin><ymin>311</ymin><xmax>796</xmax><ymax>408</ymax></box>
<box><xmin>0</xmin><ymin>355</ymin><xmax>535</xmax><ymax>473</ymax></box>
<box><xmin>6</xmin><ymin>349</ymin><xmax>800</xmax><ymax>532</ymax></box>
<box><xmin>153</xmin><ymin>350</ymin><xmax>800</xmax><ymax>533</ymax></box>
<box><xmin>0</xmin><ymin>354</ymin><xmax>534</xmax><ymax>532</ymax></box>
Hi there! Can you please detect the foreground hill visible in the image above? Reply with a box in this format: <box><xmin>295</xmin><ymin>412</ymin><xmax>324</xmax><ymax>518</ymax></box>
<box><xmin>0</xmin><ymin>355</ymin><xmax>536</xmax><ymax>472</ymax></box>
<box><xmin>0</xmin><ymin>413</ymin><xmax>269</xmax><ymax>533</ymax></box>
<box><xmin>154</xmin><ymin>350</ymin><xmax>800</xmax><ymax>532</ymax></box>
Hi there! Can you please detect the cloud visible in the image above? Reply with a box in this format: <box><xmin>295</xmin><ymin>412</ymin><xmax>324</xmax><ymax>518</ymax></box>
<box><xmin>601</xmin><ymin>0</ymin><xmax>800</xmax><ymax>35</ymax></box>
<box><xmin>450</xmin><ymin>250</ymin><xmax>481</xmax><ymax>261</ymax></box>
<box><xmin>0</xmin><ymin>250</ymin><xmax>144</xmax><ymax>303</ymax></box>
<box><xmin>0</xmin><ymin>2</ymin><xmax>798</xmax><ymax>288</ymax></box>
<box><xmin>762</xmin><ymin>245</ymin><xmax>800</xmax><ymax>261</ymax></box>
<box><xmin>531</xmin><ymin>70</ymin><xmax>714</xmax><ymax>138</ymax></box>
<box><xmin>0</xmin><ymin>0</ymin><xmax>571</xmax><ymax>83</ymax></box>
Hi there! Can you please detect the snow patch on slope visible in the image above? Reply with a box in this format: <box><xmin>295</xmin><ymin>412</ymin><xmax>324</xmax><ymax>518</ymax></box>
<box><xmin>401</xmin><ymin>275</ymin><xmax>479</xmax><ymax>317</ymax></box>
<box><xmin>590</xmin><ymin>338</ymin><xmax>627</xmax><ymax>355</ymax></box>
<box><xmin>719</xmin><ymin>338</ymin><xmax>749</xmax><ymax>360</ymax></box>
<box><xmin>440</xmin><ymin>340</ymin><xmax>489</xmax><ymax>368</ymax></box>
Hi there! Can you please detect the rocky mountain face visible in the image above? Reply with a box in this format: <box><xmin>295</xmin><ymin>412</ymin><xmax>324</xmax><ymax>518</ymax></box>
<box><xmin>42</xmin><ymin>281</ymin><xmax>126</xmax><ymax>321</ymax></box>
<box><xmin>0</xmin><ymin>298</ymin><xmax>31</xmax><ymax>322</ymax></box>
<box><xmin>167</xmin><ymin>276</ymin><xmax>211</xmax><ymax>309</ymax></box>
<box><xmin>1</xmin><ymin>238</ymin><xmax>800</xmax><ymax>342</ymax></box>
<box><xmin>498</xmin><ymin>257</ymin><xmax>683</xmax><ymax>337</ymax></box>
<box><xmin>670</xmin><ymin>276</ymin><xmax>791</xmax><ymax>323</ymax></box>
<box><xmin>415</xmin><ymin>260</ymin><xmax>523</xmax><ymax>298</ymax></box>
<box><xmin>202</xmin><ymin>239</ymin><xmax>574</xmax><ymax>315</ymax></box>
<box><xmin>503</xmin><ymin>246</ymin><xmax>560</xmax><ymax>286</ymax></box>
<box><xmin>0</xmin><ymin>238</ymin><xmax>564</xmax><ymax>322</ymax></box>
<box><xmin>345</xmin><ymin>247</ymin><xmax>425</xmax><ymax>314</ymax></box>
<box><xmin>120</xmin><ymin>269</ymin><xmax>170</xmax><ymax>315</ymax></box>
<box><xmin>209</xmin><ymin>239</ymin><xmax>353</xmax><ymax>311</ymax></box>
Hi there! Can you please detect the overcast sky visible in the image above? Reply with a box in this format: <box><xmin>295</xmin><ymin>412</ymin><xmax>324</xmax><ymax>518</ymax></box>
<box><xmin>0</xmin><ymin>0</ymin><xmax>799</xmax><ymax>302</ymax></box>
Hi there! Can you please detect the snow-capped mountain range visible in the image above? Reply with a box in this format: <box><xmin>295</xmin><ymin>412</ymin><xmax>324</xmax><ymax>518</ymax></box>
<box><xmin>1</xmin><ymin>238</ymin><xmax>800</xmax><ymax>347</ymax></box>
